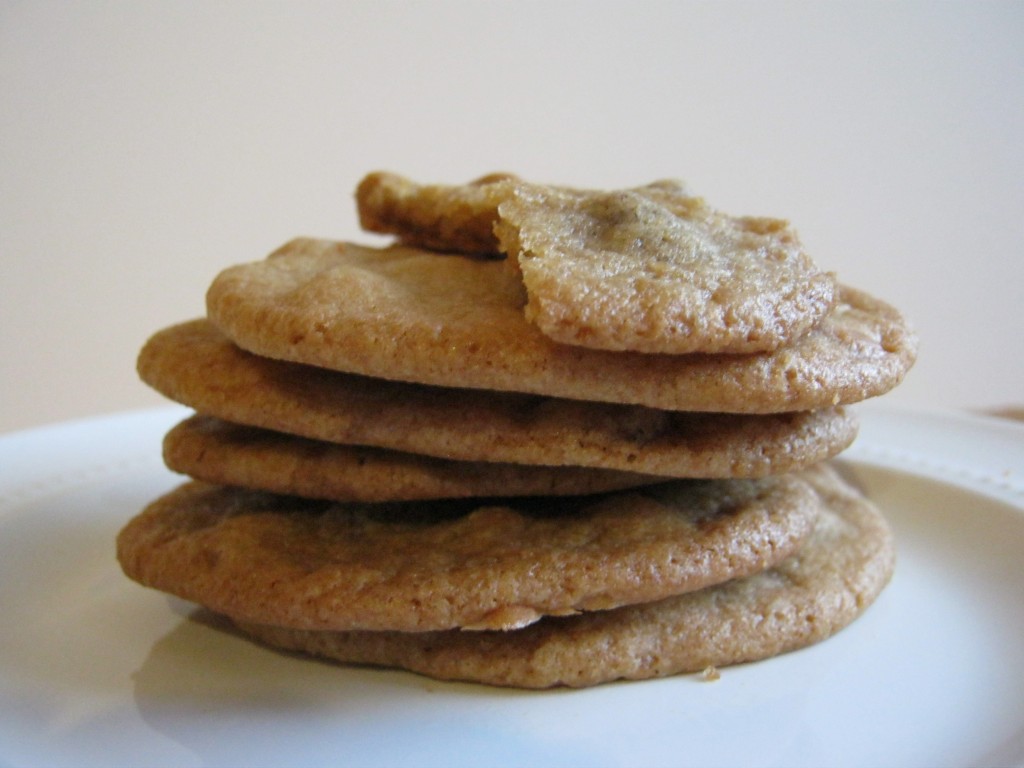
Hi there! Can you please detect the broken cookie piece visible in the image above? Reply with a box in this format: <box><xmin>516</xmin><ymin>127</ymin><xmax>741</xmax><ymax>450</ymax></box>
<box><xmin>356</xmin><ymin>171</ymin><xmax>516</xmax><ymax>255</ymax></box>
<box><xmin>356</xmin><ymin>172</ymin><xmax>838</xmax><ymax>354</ymax></box>
<box><xmin>494</xmin><ymin>180</ymin><xmax>838</xmax><ymax>354</ymax></box>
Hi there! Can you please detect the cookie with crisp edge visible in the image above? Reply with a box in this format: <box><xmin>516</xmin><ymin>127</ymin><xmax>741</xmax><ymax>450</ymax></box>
<box><xmin>116</xmin><ymin>474</ymin><xmax>819</xmax><ymax>633</ymax></box>
<box><xmin>164</xmin><ymin>414</ymin><xmax>665</xmax><ymax>501</ymax></box>
<box><xmin>231</xmin><ymin>464</ymin><xmax>893</xmax><ymax>688</ymax></box>
<box><xmin>204</xmin><ymin>239</ymin><xmax>916</xmax><ymax>414</ymax></box>
<box><xmin>139</xmin><ymin>320</ymin><xmax>859</xmax><ymax>477</ymax></box>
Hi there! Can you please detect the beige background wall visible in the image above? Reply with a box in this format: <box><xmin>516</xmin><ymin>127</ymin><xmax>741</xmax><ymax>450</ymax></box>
<box><xmin>2</xmin><ymin>2</ymin><xmax>1022</xmax><ymax>434</ymax></box>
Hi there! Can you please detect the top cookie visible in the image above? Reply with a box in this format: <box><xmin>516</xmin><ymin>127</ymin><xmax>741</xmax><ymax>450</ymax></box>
<box><xmin>205</xmin><ymin>238</ymin><xmax>917</xmax><ymax>414</ymax></box>
<box><xmin>356</xmin><ymin>172</ymin><xmax>838</xmax><ymax>354</ymax></box>
<box><xmin>496</xmin><ymin>180</ymin><xmax>837</xmax><ymax>353</ymax></box>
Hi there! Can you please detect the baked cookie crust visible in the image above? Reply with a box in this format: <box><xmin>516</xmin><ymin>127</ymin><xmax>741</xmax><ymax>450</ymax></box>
<box><xmin>231</xmin><ymin>465</ymin><xmax>893</xmax><ymax>688</ymax></box>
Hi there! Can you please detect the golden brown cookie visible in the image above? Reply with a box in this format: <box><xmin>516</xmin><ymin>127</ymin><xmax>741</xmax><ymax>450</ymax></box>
<box><xmin>231</xmin><ymin>464</ymin><xmax>893</xmax><ymax>688</ymax></box>
<box><xmin>355</xmin><ymin>172</ymin><xmax>836</xmax><ymax>353</ymax></box>
<box><xmin>353</xmin><ymin>173</ymin><xmax>687</xmax><ymax>256</ymax></box>
<box><xmin>356</xmin><ymin>171</ymin><xmax>516</xmax><ymax>255</ymax></box>
<box><xmin>116</xmin><ymin>474</ymin><xmax>819</xmax><ymax>633</ymax></box>
<box><xmin>204</xmin><ymin>238</ymin><xmax>917</xmax><ymax>413</ymax></box>
<box><xmin>164</xmin><ymin>415</ymin><xmax>664</xmax><ymax>501</ymax></box>
<box><xmin>139</xmin><ymin>321</ymin><xmax>859</xmax><ymax>477</ymax></box>
<box><xmin>494</xmin><ymin>180</ymin><xmax>837</xmax><ymax>354</ymax></box>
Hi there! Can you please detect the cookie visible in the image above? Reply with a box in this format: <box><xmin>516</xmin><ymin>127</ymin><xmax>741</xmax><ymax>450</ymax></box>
<box><xmin>116</xmin><ymin>473</ymin><xmax>819</xmax><ymax>633</ymax></box>
<box><xmin>164</xmin><ymin>415</ymin><xmax>664</xmax><ymax>501</ymax></box>
<box><xmin>355</xmin><ymin>173</ymin><xmax>836</xmax><ymax>353</ymax></box>
<box><xmin>204</xmin><ymin>238</ymin><xmax>917</xmax><ymax>413</ymax></box>
<box><xmin>494</xmin><ymin>180</ymin><xmax>837</xmax><ymax>354</ymax></box>
<box><xmin>231</xmin><ymin>464</ymin><xmax>893</xmax><ymax>688</ymax></box>
<box><xmin>139</xmin><ymin>321</ymin><xmax>859</xmax><ymax>477</ymax></box>
<box><xmin>356</xmin><ymin>171</ymin><xmax>516</xmax><ymax>255</ymax></box>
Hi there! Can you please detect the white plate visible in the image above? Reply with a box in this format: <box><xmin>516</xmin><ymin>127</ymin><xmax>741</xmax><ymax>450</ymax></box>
<box><xmin>1</xmin><ymin>404</ymin><xmax>1022</xmax><ymax>768</ymax></box>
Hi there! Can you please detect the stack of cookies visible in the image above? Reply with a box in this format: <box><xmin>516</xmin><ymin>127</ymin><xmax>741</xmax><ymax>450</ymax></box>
<box><xmin>117</xmin><ymin>173</ymin><xmax>917</xmax><ymax>688</ymax></box>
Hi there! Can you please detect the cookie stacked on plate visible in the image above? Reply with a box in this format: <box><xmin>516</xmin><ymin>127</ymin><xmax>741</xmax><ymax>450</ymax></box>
<box><xmin>117</xmin><ymin>173</ymin><xmax>916</xmax><ymax>688</ymax></box>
